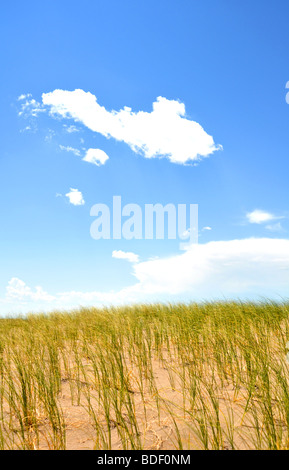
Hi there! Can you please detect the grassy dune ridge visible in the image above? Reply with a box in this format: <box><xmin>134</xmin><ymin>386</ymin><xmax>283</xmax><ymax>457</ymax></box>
<box><xmin>1</xmin><ymin>302</ymin><xmax>289</xmax><ymax>449</ymax></box>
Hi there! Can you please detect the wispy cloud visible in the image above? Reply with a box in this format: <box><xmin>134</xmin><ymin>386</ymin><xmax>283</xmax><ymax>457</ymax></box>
<box><xmin>17</xmin><ymin>93</ymin><xmax>32</xmax><ymax>101</ymax></box>
<box><xmin>64</xmin><ymin>124</ymin><xmax>80</xmax><ymax>133</ymax></box>
<box><xmin>42</xmin><ymin>89</ymin><xmax>221</xmax><ymax>165</ymax></box>
<box><xmin>20</xmin><ymin>125</ymin><xmax>32</xmax><ymax>133</ymax></box>
<box><xmin>59</xmin><ymin>145</ymin><xmax>81</xmax><ymax>156</ymax></box>
<box><xmin>65</xmin><ymin>188</ymin><xmax>85</xmax><ymax>206</ymax></box>
<box><xmin>44</xmin><ymin>129</ymin><xmax>55</xmax><ymax>142</ymax></box>
<box><xmin>265</xmin><ymin>222</ymin><xmax>283</xmax><ymax>232</ymax></box>
<box><xmin>17</xmin><ymin>94</ymin><xmax>45</xmax><ymax>117</ymax></box>
<box><xmin>112</xmin><ymin>250</ymin><xmax>139</xmax><ymax>264</ymax></box>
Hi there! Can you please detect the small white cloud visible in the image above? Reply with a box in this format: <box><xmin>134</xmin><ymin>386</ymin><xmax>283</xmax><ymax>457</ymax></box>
<box><xmin>59</xmin><ymin>145</ymin><xmax>81</xmax><ymax>156</ymax></box>
<box><xmin>112</xmin><ymin>250</ymin><xmax>139</xmax><ymax>264</ymax></box>
<box><xmin>42</xmin><ymin>89</ymin><xmax>221</xmax><ymax>165</ymax></box>
<box><xmin>246</xmin><ymin>209</ymin><xmax>278</xmax><ymax>224</ymax></box>
<box><xmin>65</xmin><ymin>188</ymin><xmax>85</xmax><ymax>206</ymax></box>
<box><xmin>83</xmin><ymin>148</ymin><xmax>109</xmax><ymax>166</ymax></box>
<box><xmin>202</xmin><ymin>226</ymin><xmax>212</xmax><ymax>231</ymax></box>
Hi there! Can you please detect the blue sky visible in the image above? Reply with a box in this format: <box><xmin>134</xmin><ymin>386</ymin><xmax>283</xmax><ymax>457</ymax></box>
<box><xmin>1</xmin><ymin>0</ymin><xmax>289</xmax><ymax>315</ymax></box>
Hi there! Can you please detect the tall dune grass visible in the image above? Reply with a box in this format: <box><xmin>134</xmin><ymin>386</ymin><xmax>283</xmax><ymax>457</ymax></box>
<box><xmin>0</xmin><ymin>301</ymin><xmax>289</xmax><ymax>449</ymax></box>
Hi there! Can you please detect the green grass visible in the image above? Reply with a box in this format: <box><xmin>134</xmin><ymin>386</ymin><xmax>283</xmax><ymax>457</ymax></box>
<box><xmin>0</xmin><ymin>301</ymin><xmax>289</xmax><ymax>449</ymax></box>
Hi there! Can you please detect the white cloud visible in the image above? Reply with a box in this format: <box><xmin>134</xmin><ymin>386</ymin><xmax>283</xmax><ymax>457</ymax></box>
<box><xmin>1</xmin><ymin>238</ymin><xmax>289</xmax><ymax>315</ymax></box>
<box><xmin>202</xmin><ymin>226</ymin><xmax>212</xmax><ymax>231</ymax></box>
<box><xmin>83</xmin><ymin>148</ymin><xmax>109</xmax><ymax>166</ymax></box>
<box><xmin>112</xmin><ymin>250</ymin><xmax>139</xmax><ymax>264</ymax></box>
<box><xmin>65</xmin><ymin>188</ymin><xmax>85</xmax><ymax>206</ymax></box>
<box><xmin>42</xmin><ymin>89</ymin><xmax>221</xmax><ymax>165</ymax></box>
<box><xmin>59</xmin><ymin>145</ymin><xmax>81</xmax><ymax>156</ymax></box>
<box><xmin>6</xmin><ymin>278</ymin><xmax>54</xmax><ymax>302</ymax></box>
<box><xmin>129</xmin><ymin>238</ymin><xmax>289</xmax><ymax>298</ymax></box>
<box><xmin>246</xmin><ymin>209</ymin><xmax>278</xmax><ymax>224</ymax></box>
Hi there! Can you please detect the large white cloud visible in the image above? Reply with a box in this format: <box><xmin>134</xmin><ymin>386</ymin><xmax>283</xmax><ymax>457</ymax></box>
<box><xmin>131</xmin><ymin>238</ymin><xmax>289</xmax><ymax>298</ymax></box>
<box><xmin>42</xmin><ymin>89</ymin><xmax>221</xmax><ymax>164</ymax></box>
<box><xmin>1</xmin><ymin>238</ymin><xmax>289</xmax><ymax>315</ymax></box>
